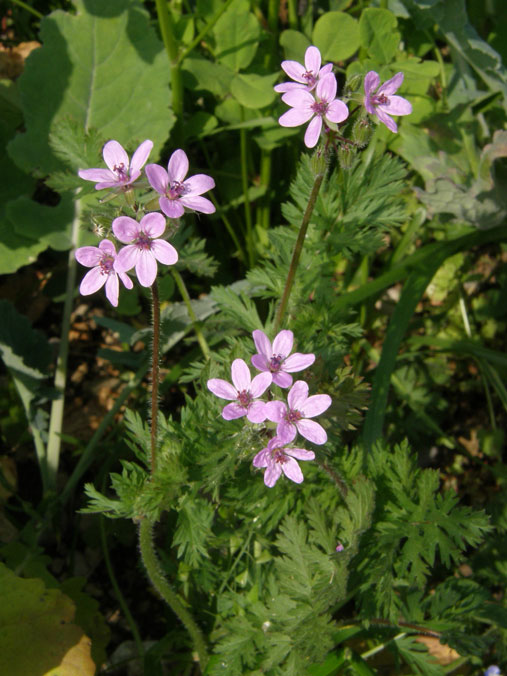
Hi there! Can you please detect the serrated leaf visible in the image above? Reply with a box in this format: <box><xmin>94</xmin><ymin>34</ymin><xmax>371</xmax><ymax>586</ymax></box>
<box><xmin>312</xmin><ymin>12</ymin><xmax>360</xmax><ymax>63</ymax></box>
<box><xmin>8</xmin><ymin>0</ymin><xmax>174</xmax><ymax>174</ymax></box>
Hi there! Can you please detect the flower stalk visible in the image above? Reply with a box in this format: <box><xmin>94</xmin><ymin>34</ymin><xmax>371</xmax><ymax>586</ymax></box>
<box><xmin>150</xmin><ymin>281</ymin><xmax>160</xmax><ymax>475</ymax></box>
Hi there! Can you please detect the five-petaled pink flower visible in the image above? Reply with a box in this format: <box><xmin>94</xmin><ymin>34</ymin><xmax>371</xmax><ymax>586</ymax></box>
<box><xmin>78</xmin><ymin>140</ymin><xmax>153</xmax><ymax>190</ymax></box>
<box><xmin>112</xmin><ymin>213</ymin><xmax>178</xmax><ymax>287</ymax></box>
<box><xmin>207</xmin><ymin>359</ymin><xmax>271</xmax><ymax>423</ymax></box>
<box><xmin>75</xmin><ymin>239</ymin><xmax>133</xmax><ymax>307</ymax></box>
<box><xmin>274</xmin><ymin>45</ymin><xmax>333</xmax><ymax>94</ymax></box>
<box><xmin>265</xmin><ymin>380</ymin><xmax>331</xmax><ymax>444</ymax></box>
<box><xmin>279</xmin><ymin>73</ymin><xmax>349</xmax><ymax>148</ymax></box>
<box><xmin>363</xmin><ymin>71</ymin><xmax>412</xmax><ymax>133</ymax></box>
<box><xmin>251</xmin><ymin>329</ymin><xmax>315</xmax><ymax>388</ymax></box>
<box><xmin>146</xmin><ymin>149</ymin><xmax>215</xmax><ymax>219</ymax></box>
<box><xmin>253</xmin><ymin>436</ymin><xmax>315</xmax><ymax>487</ymax></box>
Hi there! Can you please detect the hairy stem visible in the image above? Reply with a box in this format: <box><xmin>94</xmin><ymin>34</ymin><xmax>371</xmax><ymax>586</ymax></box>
<box><xmin>150</xmin><ymin>281</ymin><xmax>161</xmax><ymax>475</ymax></box>
<box><xmin>172</xmin><ymin>269</ymin><xmax>211</xmax><ymax>360</ymax></box>
<box><xmin>138</xmin><ymin>518</ymin><xmax>209</xmax><ymax>669</ymax></box>
<box><xmin>274</xmin><ymin>167</ymin><xmax>326</xmax><ymax>332</ymax></box>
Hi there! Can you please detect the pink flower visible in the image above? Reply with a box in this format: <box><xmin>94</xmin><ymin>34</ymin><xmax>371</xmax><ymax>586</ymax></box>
<box><xmin>279</xmin><ymin>73</ymin><xmax>349</xmax><ymax>148</ymax></box>
<box><xmin>335</xmin><ymin>543</ymin><xmax>344</xmax><ymax>552</ymax></box>
<box><xmin>251</xmin><ymin>329</ymin><xmax>315</xmax><ymax>388</ymax></box>
<box><xmin>253</xmin><ymin>436</ymin><xmax>315</xmax><ymax>487</ymax></box>
<box><xmin>265</xmin><ymin>380</ymin><xmax>331</xmax><ymax>445</ymax></box>
<box><xmin>207</xmin><ymin>359</ymin><xmax>271</xmax><ymax>423</ymax></box>
<box><xmin>363</xmin><ymin>71</ymin><xmax>412</xmax><ymax>133</ymax></box>
<box><xmin>75</xmin><ymin>239</ymin><xmax>133</xmax><ymax>307</ymax></box>
<box><xmin>112</xmin><ymin>213</ymin><xmax>178</xmax><ymax>287</ymax></box>
<box><xmin>145</xmin><ymin>149</ymin><xmax>215</xmax><ymax>219</ymax></box>
<box><xmin>274</xmin><ymin>45</ymin><xmax>333</xmax><ymax>93</ymax></box>
<box><xmin>78</xmin><ymin>140</ymin><xmax>153</xmax><ymax>190</ymax></box>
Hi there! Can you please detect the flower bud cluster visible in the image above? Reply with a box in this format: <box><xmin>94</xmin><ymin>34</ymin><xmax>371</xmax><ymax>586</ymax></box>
<box><xmin>207</xmin><ymin>330</ymin><xmax>332</xmax><ymax>487</ymax></box>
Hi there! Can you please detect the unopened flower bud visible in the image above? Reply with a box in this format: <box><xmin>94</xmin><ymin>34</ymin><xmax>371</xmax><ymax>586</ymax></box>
<box><xmin>352</xmin><ymin>118</ymin><xmax>373</xmax><ymax>148</ymax></box>
<box><xmin>344</xmin><ymin>74</ymin><xmax>362</xmax><ymax>95</ymax></box>
<box><xmin>311</xmin><ymin>147</ymin><xmax>327</xmax><ymax>176</ymax></box>
<box><xmin>337</xmin><ymin>143</ymin><xmax>356</xmax><ymax>170</ymax></box>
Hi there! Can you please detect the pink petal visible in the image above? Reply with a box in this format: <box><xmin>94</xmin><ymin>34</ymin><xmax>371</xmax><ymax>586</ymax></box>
<box><xmin>286</xmin><ymin>447</ymin><xmax>315</xmax><ymax>461</ymax></box>
<box><xmin>231</xmin><ymin>359</ymin><xmax>251</xmax><ymax>391</ymax></box>
<box><xmin>378</xmin><ymin>71</ymin><xmax>403</xmax><ymax>96</ymax></box>
<box><xmin>319</xmin><ymin>63</ymin><xmax>334</xmax><ymax>77</ymax></box>
<box><xmin>304</xmin><ymin>115</ymin><xmax>322</xmax><ymax>148</ymax></box>
<box><xmin>180</xmin><ymin>195</ymin><xmax>216</xmax><ymax>214</ymax></box>
<box><xmin>98</xmin><ymin>239</ymin><xmax>116</xmax><ymax>255</ymax></box>
<box><xmin>274</xmin><ymin>82</ymin><xmax>306</xmax><ymax>93</ymax></box>
<box><xmin>118</xmin><ymin>271</ymin><xmax>133</xmax><ymax>289</ymax></box>
<box><xmin>375</xmin><ymin>107</ymin><xmax>398</xmax><ymax>132</ymax></box>
<box><xmin>160</xmin><ymin>197</ymin><xmax>185</xmax><ymax>219</ymax></box>
<box><xmin>222</xmin><ymin>402</ymin><xmax>247</xmax><ymax>420</ymax></box>
<box><xmin>129</xmin><ymin>140</ymin><xmax>153</xmax><ymax>174</ymax></box>
<box><xmin>281</xmin><ymin>59</ymin><xmax>306</xmax><ymax>83</ymax></box>
<box><xmin>288</xmin><ymin>380</ymin><xmax>309</xmax><ymax>410</ymax></box>
<box><xmin>296</xmin><ymin>419</ymin><xmax>327</xmax><ymax>444</ymax></box>
<box><xmin>136</xmin><ymin>251</ymin><xmax>158</xmax><ymax>287</ymax></box>
<box><xmin>281</xmin><ymin>456</ymin><xmax>304</xmax><ymax>483</ymax></box>
<box><xmin>102</xmin><ymin>140</ymin><xmax>128</xmax><ymax>174</ymax></box>
<box><xmin>112</xmin><ymin>216</ymin><xmax>140</xmax><ymax>243</ymax></box>
<box><xmin>247</xmin><ymin>400</ymin><xmax>267</xmax><ymax>423</ymax></box>
<box><xmin>104</xmin><ymin>273</ymin><xmax>119</xmax><ymax>306</ymax></box>
<box><xmin>316</xmin><ymin>73</ymin><xmax>337</xmax><ymax>102</ymax></box>
<box><xmin>249</xmin><ymin>371</ymin><xmax>272</xmax><ymax>398</ymax></box>
<box><xmin>168</xmin><ymin>149</ymin><xmax>189</xmax><ymax>183</ymax></box>
<box><xmin>265</xmin><ymin>400</ymin><xmax>287</xmax><ymax>422</ymax></box>
<box><xmin>277</xmin><ymin>421</ymin><xmax>296</xmax><ymax>443</ymax></box>
<box><xmin>207</xmin><ymin>378</ymin><xmax>237</xmax><ymax>400</ymax></box>
<box><xmin>183</xmin><ymin>174</ymin><xmax>215</xmax><ymax>196</ymax></box>
<box><xmin>115</xmin><ymin>245</ymin><xmax>139</xmax><ymax>273</ymax></box>
<box><xmin>141</xmin><ymin>212</ymin><xmax>166</xmax><ymax>238</ymax></box>
<box><xmin>272</xmin><ymin>371</ymin><xmax>293</xmax><ymax>388</ymax></box>
<box><xmin>126</xmin><ymin>169</ymin><xmax>141</xmax><ymax>185</ymax></box>
<box><xmin>95</xmin><ymin>180</ymin><xmax>124</xmax><ymax>190</ymax></box>
<box><xmin>272</xmin><ymin>330</ymin><xmax>293</xmax><ymax>357</ymax></box>
<box><xmin>79</xmin><ymin>267</ymin><xmax>106</xmax><ymax>295</ymax></box>
<box><xmin>78</xmin><ymin>168</ymin><xmax>115</xmax><ymax>183</ymax></box>
<box><xmin>151</xmin><ymin>239</ymin><xmax>178</xmax><ymax>266</ymax></box>
<box><xmin>300</xmin><ymin>393</ymin><xmax>332</xmax><ymax>418</ymax></box>
<box><xmin>279</xmin><ymin>107</ymin><xmax>314</xmax><ymax>128</ymax></box>
<box><xmin>253</xmin><ymin>448</ymin><xmax>270</xmax><ymax>468</ymax></box>
<box><xmin>364</xmin><ymin>94</ymin><xmax>375</xmax><ymax>115</ymax></box>
<box><xmin>264</xmin><ymin>462</ymin><xmax>282</xmax><ymax>487</ymax></box>
<box><xmin>75</xmin><ymin>246</ymin><xmax>102</xmax><ymax>267</ymax></box>
<box><xmin>146</xmin><ymin>164</ymin><xmax>169</xmax><ymax>194</ymax></box>
<box><xmin>282</xmin><ymin>88</ymin><xmax>315</xmax><ymax>107</ymax></box>
<box><xmin>364</xmin><ymin>71</ymin><xmax>380</xmax><ymax>96</ymax></box>
<box><xmin>326</xmin><ymin>99</ymin><xmax>349</xmax><ymax>124</ymax></box>
<box><xmin>251</xmin><ymin>354</ymin><xmax>270</xmax><ymax>372</ymax></box>
<box><xmin>252</xmin><ymin>329</ymin><xmax>272</xmax><ymax>359</ymax></box>
<box><xmin>283</xmin><ymin>353</ymin><xmax>315</xmax><ymax>372</ymax></box>
<box><xmin>305</xmin><ymin>46</ymin><xmax>321</xmax><ymax>74</ymax></box>
<box><xmin>383</xmin><ymin>95</ymin><xmax>412</xmax><ymax>116</ymax></box>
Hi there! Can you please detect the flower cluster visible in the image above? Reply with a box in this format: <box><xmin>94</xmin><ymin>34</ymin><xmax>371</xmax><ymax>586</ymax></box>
<box><xmin>275</xmin><ymin>45</ymin><xmax>412</xmax><ymax>148</ymax></box>
<box><xmin>207</xmin><ymin>330</ymin><xmax>331</xmax><ymax>487</ymax></box>
<box><xmin>75</xmin><ymin>141</ymin><xmax>215</xmax><ymax>305</ymax></box>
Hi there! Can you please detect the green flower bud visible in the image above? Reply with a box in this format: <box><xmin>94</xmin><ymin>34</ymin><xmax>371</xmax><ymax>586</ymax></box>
<box><xmin>337</xmin><ymin>143</ymin><xmax>356</xmax><ymax>170</ymax></box>
<box><xmin>311</xmin><ymin>147</ymin><xmax>327</xmax><ymax>176</ymax></box>
<box><xmin>352</xmin><ymin>118</ymin><xmax>373</xmax><ymax>148</ymax></box>
<box><xmin>344</xmin><ymin>73</ymin><xmax>362</xmax><ymax>95</ymax></box>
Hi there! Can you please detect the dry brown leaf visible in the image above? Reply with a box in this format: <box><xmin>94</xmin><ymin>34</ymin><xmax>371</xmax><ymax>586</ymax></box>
<box><xmin>416</xmin><ymin>636</ymin><xmax>461</xmax><ymax>665</ymax></box>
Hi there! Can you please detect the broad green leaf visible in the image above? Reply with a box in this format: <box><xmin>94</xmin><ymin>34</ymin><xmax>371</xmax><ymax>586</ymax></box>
<box><xmin>6</xmin><ymin>194</ymin><xmax>75</xmax><ymax>250</ymax></box>
<box><xmin>213</xmin><ymin>0</ymin><xmax>261</xmax><ymax>72</ymax></box>
<box><xmin>279</xmin><ymin>30</ymin><xmax>310</xmax><ymax>62</ymax></box>
<box><xmin>359</xmin><ymin>8</ymin><xmax>401</xmax><ymax>63</ymax></box>
<box><xmin>8</xmin><ymin>0</ymin><xmax>174</xmax><ymax>174</ymax></box>
<box><xmin>184</xmin><ymin>111</ymin><xmax>218</xmax><ymax>139</ymax></box>
<box><xmin>230</xmin><ymin>73</ymin><xmax>278</xmax><ymax>109</ymax></box>
<box><xmin>312</xmin><ymin>12</ymin><xmax>360</xmax><ymax>63</ymax></box>
<box><xmin>182</xmin><ymin>57</ymin><xmax>234</xmax><ymax>97</ymax></box>
<box><xmin>0</xmin><ymin>563</ymin><xmax>94</xmax><ymax>676</ymax></box>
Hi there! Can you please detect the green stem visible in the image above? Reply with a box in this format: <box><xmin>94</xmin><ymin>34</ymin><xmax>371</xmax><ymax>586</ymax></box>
<box><xmin>274</xmin><ymin>167</ymin><xmax>326</xmax><ymax>332</ymax></box>
<box><xmin>138</xmin><ymin>519</ymin><xmax>209</xmax><ymax>669</ymax></box>
<box><xmin>178</xmin><ymin>0</ymin><xmax>236</xmax><ymax>63</ymax></box>
<box><xmin>8</xmin><ymin>0</ymin><xmax>42</xmax><ymax>18</ymax></box>
<box><xmin>256</xmin><ymin>149</ymin><xmax>272</xmax><ymax>231</ymax></box>
<box><xmin>287</xmin><ymin>0</ymin><xmax>297</xmax><ymax>29</ymax></box>
<box><xmin>100</xmin><ymin>516</ymin><xmax>145</xmax><ymax>662</ymax></box>
<box><xmin>172</xmin><ymin>269</ymin><xmax>211</xmax><ymax>360</ymax></box>
<box><xmin>240</xmin><ymin>113</ymin><xmax>254</xmax><ymax>267</ymax></box>
<box><xmin>155</xmin><ymin>0</ymin><xmax>184</xmax><ymax>119</ymax></box>
<box><xmin>151</xmin><ymin>281</ymin><xmax>161</xmax><ymax>475</ymax></box>
<box><xmin>46</xmin><ymin>198</ymin><xmax>81</xmax><ymax>492</ymax></box>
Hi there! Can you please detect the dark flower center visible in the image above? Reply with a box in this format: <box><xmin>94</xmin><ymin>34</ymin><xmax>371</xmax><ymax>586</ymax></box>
<box><xmin>237</xmin><ymin>390</ymin><xmax>253</xmax><ymax>408</ymax></box>
<box><xmin>134</xmin><ymin>232</ymin><xmax>152</xmax><ymax>250</ymax></box>
<box><xmin>113</xmin><ymin>162</ymin><xmax>128</xmax><ymax>181</ymax></box>
<box><xmin>99</xmin><ymin>254</ymin><xmax>115</xmax><ymax>275</ymax></box>
<box><xmin>286</xmin><ymin>409</ymin><xmax>302</xmax><ymax>424</ymax></box>
<box><xmin>273</xmin><ymin>450</ymin><xmax>288</xmax><ymax>465</ymax></box>
<box><xmin>311</xmin><ymin>101</ymin><xmax>328</xmax><ymax>116</ymax></box>
<box><xmin>302</xmin><ymin>70</ymin><xmax>317</xmax><ymax>88</ymax></box>
<box><xmin>269</xmin><ymin>354</ymin><xmax>284</xmax><ymax>373</ymax></box>
<box><xmin>167</xmin><ymin>180</ymin><xmax>186</xmax><ymax>200</ymax></box>
<box><xmin>372</xmin><ymin>93</ymin><xmax>389</xmax><ymax>106</ymax></box>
